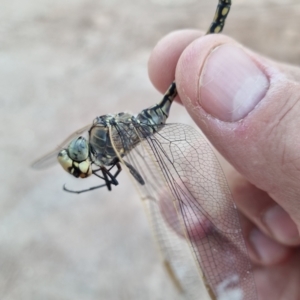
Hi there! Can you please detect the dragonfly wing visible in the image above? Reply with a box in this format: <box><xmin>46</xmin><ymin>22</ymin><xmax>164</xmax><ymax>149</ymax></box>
<box><xmin>111</xmin><ymin>122</ymin><xmax>257</xmax><ymax>300</ymax></box>
<box><xmin>110</xmin><ymin>125</ymin><xmax>209</xmax><ymax>300</ymax></box>
<box><xmin>31</xmin><ymin>123</ymin><xmax>91</xmax><ymax>170</ymax></box>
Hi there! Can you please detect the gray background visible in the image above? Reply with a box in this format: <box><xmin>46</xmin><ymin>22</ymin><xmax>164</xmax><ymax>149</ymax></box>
<box><xmin>1</xmin><ymin>0</ymin><xmax>300</xmax><ymax>299</ymax></box>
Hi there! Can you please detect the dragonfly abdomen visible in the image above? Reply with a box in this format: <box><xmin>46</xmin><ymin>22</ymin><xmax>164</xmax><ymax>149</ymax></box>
<box><xmin>207</xmin><ymin>0</ymin><xmax>231</xmax><ymax>34</ymax></box>
<box><xmin>136</xmin><ymin>81</ymin><xmax>177</xmax><ymax>127</ymax></box>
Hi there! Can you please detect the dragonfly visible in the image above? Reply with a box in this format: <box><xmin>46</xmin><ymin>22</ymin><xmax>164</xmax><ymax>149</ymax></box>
<box><xmin>32</xmin><ymin>1</ymin><xmax>257</xmax><ymax>299</ymax></box>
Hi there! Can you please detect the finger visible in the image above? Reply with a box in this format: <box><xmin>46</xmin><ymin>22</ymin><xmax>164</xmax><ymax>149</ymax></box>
<box><xmin>149</xmin><ymin>31</ymin><xmax>300</xmax><ymax>93</ymax></box>
<box><xmin>174</xmin><ymin>34</ymin><xmax>300</xmax><ymax>226</ymax></box>
<box><xmin>254</xmin><ymin>248</ymin><xmax>300</xmax><ymax>299</ymax></box>
<box><xmin>239</xmin><ymin>212</ymin><xmax>293</xmax><ymax>266</ymax></box>
<box><xmin>148</xmin><ymin>29</ymin><xmax>204</xmax><ymax>95</ymax></box>
<box><xmin>160</xmin><ymin>188</ymin><xmax>292</xmax><ymax>267</ymax></box>
<box><xmin>228</xmin><ymin>170</ymin><xmax>300</xmax><ymax>246</ymax></box>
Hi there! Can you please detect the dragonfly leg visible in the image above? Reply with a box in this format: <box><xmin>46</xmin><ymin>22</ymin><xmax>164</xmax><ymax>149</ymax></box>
<box><xmin>100</xmin><ymin>167</ymin><xmax>114</xmax><ymax>191</ymax></box>
<box><xmin>63</xmin><ymin>182</ymin><xmax>108</xmax><ymax>194</ymax></box>
<box><xmin>110</xmin><ymin>161</ymin><xmax>122</xmax><ymax>179</ymax></box>
<box><xmin>104</xmin><ymin>162</ymin><xmax>122</xmax><ymax>190</ymax></box>
<box><xmin>124</xmin><ymin>161</ymin><xmax>145</xmax><ymax>185</ymax></box>
<box><xmin>93</xmin><ymin>161</ymin><xmax>122</xmax><ymax>191</ymax></box>
<box><xmin>63</xmin><ymin>161</ymin><xmax>122</xmax><ymax>193</ymax></box>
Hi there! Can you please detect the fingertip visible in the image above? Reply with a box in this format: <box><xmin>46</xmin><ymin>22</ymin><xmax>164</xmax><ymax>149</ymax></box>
<box><xmin>248</xmin><ymin>227</ymin><xmax>293</xmax><ymax>266</ymax></box>
<box><xmin>263</xmin><ymin>205</ymin><xmax>300</xmax><ymax>246</ymax></box>
<box><xmin>227</xmin><ymin>170</ymin><xmax>300</xmax><ymax>247</ymax></box>
<box><xmin>148</xmin><ymin>29</ymin><xmax>204</xmax><ymax>93</ymax></box>
<box><xmin>240</xmin><ymin>213</ymin><xmax>293</xmax><ymax>266</ymax></box>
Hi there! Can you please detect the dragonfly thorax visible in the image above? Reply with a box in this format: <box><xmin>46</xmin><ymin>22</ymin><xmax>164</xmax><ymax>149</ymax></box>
<box><xmin>57</xmin><ymin>137</ymin><xmax>92</xmax><ymax>178</ymax></box>
<box><xmin>89</xmin><ymin>113</ymin><xmax>134</xmax><ymax>167</ymax></box>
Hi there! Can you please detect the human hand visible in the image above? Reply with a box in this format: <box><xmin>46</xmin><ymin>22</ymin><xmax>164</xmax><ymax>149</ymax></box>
<box><xmin>148</xmin><ymin>30</ymin><xmax>300</xmax><ymax>300</ymax></box>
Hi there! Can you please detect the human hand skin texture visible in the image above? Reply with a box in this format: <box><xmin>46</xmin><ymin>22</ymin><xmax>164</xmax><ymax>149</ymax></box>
<box><xmin>148</xmin><ymin>30</ymin><xmax>300</xmax><ymax>300</ymax></box>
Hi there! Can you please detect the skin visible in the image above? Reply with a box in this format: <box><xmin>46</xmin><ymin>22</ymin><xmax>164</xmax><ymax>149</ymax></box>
<box><xmin>148</xmin><ymin>30</ymin><xmax>300</xmax><ymax>299</ymax></box>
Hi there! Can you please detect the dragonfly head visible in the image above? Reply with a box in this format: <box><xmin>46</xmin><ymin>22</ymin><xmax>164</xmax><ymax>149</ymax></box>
<box><xmin>57</xmin><ymin>137</ymin><xmax>92</xmax><ymax>178</ymax></box>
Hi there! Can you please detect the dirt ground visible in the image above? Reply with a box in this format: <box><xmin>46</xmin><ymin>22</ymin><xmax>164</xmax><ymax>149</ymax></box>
<box><xmin>1</xmin><ymin>0</ymin><xmax>300</xmax><ymax>299</ymax></box>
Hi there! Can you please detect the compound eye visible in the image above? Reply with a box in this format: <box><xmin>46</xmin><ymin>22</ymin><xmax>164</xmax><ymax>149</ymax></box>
<box><xmin>68</xmin><ymin>137</ymin><xmax>89</xmax><ymax>162</ymax></box>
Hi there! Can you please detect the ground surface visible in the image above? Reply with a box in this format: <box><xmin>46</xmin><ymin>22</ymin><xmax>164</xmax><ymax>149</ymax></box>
<box><xmin>1</xmin><ymin>0</ymin><xmax>300</xmax><ymax>299</ymax></box>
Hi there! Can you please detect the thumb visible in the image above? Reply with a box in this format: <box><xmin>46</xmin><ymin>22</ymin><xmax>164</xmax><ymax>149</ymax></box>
<box><xmin>176</xmin><ymin>34</ymin><xmax>300</xmax><ymax>224</ymax></box>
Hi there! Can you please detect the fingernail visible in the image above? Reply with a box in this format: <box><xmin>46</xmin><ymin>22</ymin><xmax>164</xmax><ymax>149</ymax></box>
<box><xmin>263</xmin><ymin>205</ymin><xmax>300</xmax><ymax>245</ymax></box>
<box><xmin>249</xmin><ymin>228</ymin><xmax>287</xmax><ymax>264</ymax></box>
<box><xmin>200</xmin><ymin>45</ymin><xmax>269</xmax><ymax>122</ymax></box>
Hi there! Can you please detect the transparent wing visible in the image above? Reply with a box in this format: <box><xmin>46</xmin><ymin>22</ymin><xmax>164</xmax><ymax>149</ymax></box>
<box><xmin>111</xmin><ymin>124</ymin><xmax>209</xmax><ymax>299</ymax></box>
<box><xmin>112</xmin><ymin>123</ymin><xmax>257</xmax><ymax>300</ymax></box>
<box><xmin>31</xmin><ymin>124</ymin><xmax>91</xmax><ymax>170</ymax></box>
